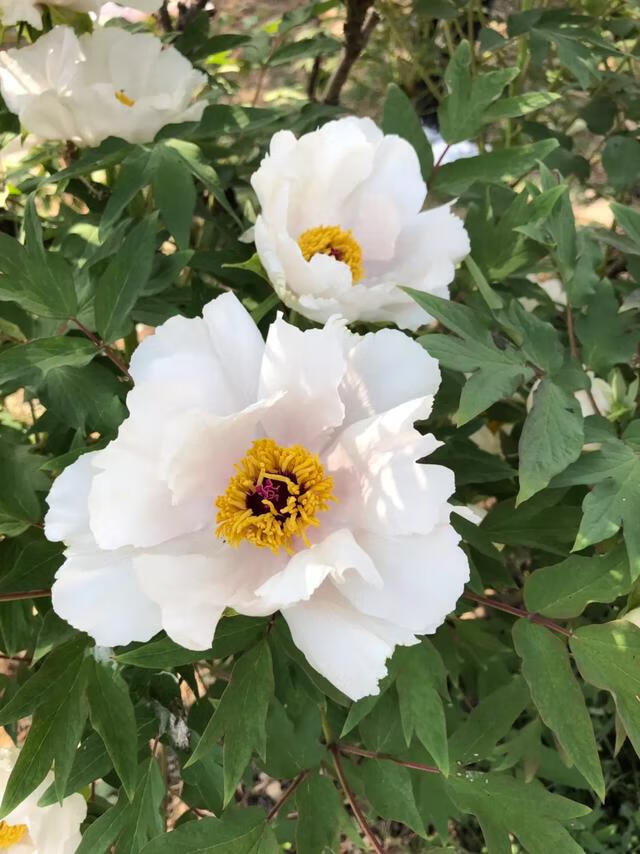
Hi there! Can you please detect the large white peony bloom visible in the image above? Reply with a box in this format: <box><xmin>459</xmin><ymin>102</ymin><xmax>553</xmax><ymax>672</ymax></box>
<box><xmin>251</xmin><ymin>117</ymin><xmax>470</xmax><ymax>331</ymax></box>
<box><xmin>46</xmin><ymin>294</ymin><xmax>469</xmax><ymax>700</ymax></box>
<box><xmin>0</xmin><ymin>746</ymin><xmax>86</xmax><ymax>853</ymax></box>
<box><xmin>0</xmin><ymin>0</ymin><xmax>159</xmax><ymax>28</ymax></box>
<box><xmin>0</xmin><ymin>26</ymin><xmax>206</xmax><ymax>147</ymax></box>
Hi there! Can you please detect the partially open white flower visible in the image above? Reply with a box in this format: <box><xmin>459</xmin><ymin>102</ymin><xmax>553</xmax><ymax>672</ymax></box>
<box><xmin>0</xmin><ymin>0</ymin><xmax>159</xmax><ymax>28</ymax></box>
<box><xmin>251</xmin><ymin>117</ymin><xmax>470</xmax><ymax>330</ymax></box>
<box><xmin>46</xmin><ymin>294</ymin><xmax>469</xmax><ymax>700</ymax></box>
<box><xmin>0</xmin><ymin>27</ymin><xmax>206</xmax><ymax>147</ymax></box>
<box><xmin>0</xmin><ymin>746</ymin><xmax>86</xmax><ymax>853</ymax></box>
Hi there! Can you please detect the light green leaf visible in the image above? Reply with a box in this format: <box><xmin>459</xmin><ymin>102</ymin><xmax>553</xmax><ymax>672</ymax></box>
<box><xmin>0</xmin><ymin>337</ymin><xmax>96</xmax><ymax>389</ymax></box>
<box><xmin>484</xmin><ymin>91</ymin><xmax>561</xmax><ymax>120</ymax></box>
<box><xmin>432</xmin><ymin>139</ymin><xmax>559</xmax><ymax>195</ymax></box>
<box><xmin>517</xmin><ymin>379</ymin><xmax>584</xmax><ymax>504</ymax></box>
<box><xmin>571</xmin><ymin>621</ymin><xmax>640</xmax><ymax>757</ymax></box>
<box><xmin>524</xmin><ymin>545</ymin><xmax>631</xmax><ymax>617</ymax></box>
<box><xmin>513</xmin><ymin>620</ymin><xmax>604</xmax><ymax>800</ymax></box>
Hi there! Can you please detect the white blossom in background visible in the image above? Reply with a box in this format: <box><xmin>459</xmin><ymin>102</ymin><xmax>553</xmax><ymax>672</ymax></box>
<box><xmin>0</xmin><ymin>0</ymin><xmax>158</xmax><ymax>27</ymax></box>
<box><xmin>0</xmin><ymin>746</ymin><xmax>86</xmax><ymax>853</ymax></box>
<box><xmin>423</xmin><ymin>124</ymin><xmax>480</xmax><ymax>166</ymax></box>
<box><xmin>46</xmin><ymin>293</ymin><xmax>469</xmax><ymax>700</ymax></box>
<box><xmin>251</xmin><ymin>116</ymin><xmax>470</xmax><ymax>330</ymax></box>
<box><xmin>0</xmin><ymin>26</ymin><xmax>206</xmax><ymax>147</ymax></box>
<box><xmin>519</xmin><ymin>275</ymin><xmax>567</xmax><ymax>312</ymax></box>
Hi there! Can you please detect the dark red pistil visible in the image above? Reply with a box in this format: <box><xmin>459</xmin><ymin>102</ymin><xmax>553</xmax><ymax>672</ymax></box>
<box><xmin>327</xmin><ymin>246</ymin><xmax>343</xmax><ymax>261</ymax></box>
<box><xmin>246</xmin><ymin>478</ymin><xmax>290</xmax><ymax>516</ymax></box>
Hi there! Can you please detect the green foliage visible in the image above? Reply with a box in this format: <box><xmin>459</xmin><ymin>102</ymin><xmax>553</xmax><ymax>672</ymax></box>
<box><xmin>0</xmin><ymin>0</ymin><xmax>639</xmax><ymax>850</ymax></box>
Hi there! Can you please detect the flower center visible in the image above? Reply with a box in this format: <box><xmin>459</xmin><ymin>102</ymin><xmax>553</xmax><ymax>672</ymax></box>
<box><xmin>115</xmin><ymin>89</ymin><xmax>135</xmax><ymax>108</ymax></box>
<box><xmin>0</xmin><ymin>822</ymin><xmax>28</xmax><ymax>849</ymax></box>
<box><xmin>215</xmin><ymin>438</ymin><xmax>335</xmax><ymax>554</ymax></box>
<box><xmin>297</xmin><ymin>225</ymin><xmax>363</xmax><ymax>283</ymax></box>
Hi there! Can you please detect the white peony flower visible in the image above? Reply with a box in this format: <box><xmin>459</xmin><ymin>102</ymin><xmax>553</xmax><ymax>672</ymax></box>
<box><xmin>0</xmin><ymin>746</ymin><xmax>86</xmax><ymax>853</ymax></box>
<box><xmin>251</xmin><ymin>116</ymin><xmax>470</xmax><ymax>331</ymax></box>
<box><xmin>0</xmin><ymin>26</ymin><xmax>206</xmax><ymax>147</ymax></box>
<box><xmin>0</xmin><ymin>0</ymin><xmax>159</xmax><ymax>29</ymax></box>
<box><xmin>46</xmin><ymin>293</ymin><xmax>469</xmax><ymax>700</ymax></box>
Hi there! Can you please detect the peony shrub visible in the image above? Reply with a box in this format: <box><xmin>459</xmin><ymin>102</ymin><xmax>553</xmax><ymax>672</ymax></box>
<box><xmin>0</xmin><ymin>0</ymin><xmax>638</xmax><ymax>851</ymax></box>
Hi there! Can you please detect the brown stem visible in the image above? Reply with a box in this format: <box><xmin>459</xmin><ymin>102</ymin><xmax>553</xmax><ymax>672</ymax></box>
<box><xmin>339</xmin><ymin>743</ymin><xmax>439</xmax><ymax>774</ymax></box>
<box><xmin>0</xmin><ymin>589</ymin><xmax>51</xmax><ymax>602</ymax></box>
<box><xmin>463</xmin><ymin>591</ymin><xmax>572</xmax><ymax>638</ymax></box>
<box><xmin>432</xmin><ymin>143</ymin><xmax>452</xmax><ymax>172</ymax></box>
<box><xmin>307</xmin><ymin>55</ymin><xmax>323</xmax><ymax>101</ymax></box>
<box><xmin>157</xmin><ymin>0</ymin><xmax>172</xmax><ymax>32</ymax></box>
<box><xmin>266</xmin><ymin>770</ymin><xmax>308</xmax><ymax>822</ymax></box>
<box><xmin>324</xmin><ymin>1</ymin><xmax>380</xmax><ymax>106</ymax></box>
<box><xmin>71</xmin><ymin>318</ymin><xmax>133</xmax><ymax>382</ymax></box>
<box><xmin>330</xmin><ymin>745</ymin><xmax>384</xmax><ymax>853</ymax></box>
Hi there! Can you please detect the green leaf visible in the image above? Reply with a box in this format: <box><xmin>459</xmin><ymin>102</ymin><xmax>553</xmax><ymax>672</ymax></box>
<box><xmin>484</xmin><ymin>91</ymin><xmax>561</xmax><ymax>120</ymax></box>
<box><xmin>295</xmin><ymin>773</ymin><xmax>345</xmax><ymax>854</ymax></box>
<box><xmin>100</xmin><ymin>147</ymin><xmax>151</xmax><ymax>235</ymax></box>
<box><xmin>0</xmin><ymin>337</ymin><xmax>96</xmax><ymax>390</ymax></box>
<box><xmin>117</xmin><ymin>758</ymin><xmax>165</xmax><ymax>854</ymax></box>
<box><xmin>513</xmin><ymin>620</ymin><xmax>604</xmax><ymax>800</ymax></box>
<box><xmin>481</xmin><ymin>491</ymin><xmax>581</xmax><ymax>555</ymax></box>
<box><xmin>382</xmin><ymin>83</ymin><xmax>433</xmax><ymax>180</ymax></box>
<box><xmin>359</xmin><ymin>759</ymin><xmax>426</xmax><ymax>837</ymax></box>
<box><xmin>412</xmin><ymin>290</ymin><xmax>532</xmax><ymax>425</ymax></box>
<box><xmin>571</xmin><ymin>621</ymin><xmax>640</xmax><ymax>757</ymax></box>
<box><xmin>75</xmin><ymin>788</ymin><xmax>131</xmax><ymax>854</ymax></box>
<box><xmin>501</xmin><ymin>299</ymin><xmax>564</xmax><ymax>374</ymax></box>
<box><xmin>42</xmin><ymin>362</ymin><xmax>126</xmax><ymax>435</ymax></box>
<box><xmin>139</xmin><ymin>808</ymin><xmax>278</xmax><ymax>854</ymax></box>
<box><xmin>611</xmin><ymin>201</ymin><xmax>640</xmax><ymax>249</ymax></box>
<box><xmin>0</xmin><ymin>537</ymin><xmax>62</xmax><ymax>595</ymax></box>
<box><xmin>449</xmin><ymin>677</ymin><xmax>530</xmax><ymax>763</ymax></box>
<box><xmin>268</xmin><ymin>35</ymin><xmax>341</xmax><ymax>65</ymax></box>
<box><xmin>431</xmin><ymin>139</ymin><xmax>559</xmax><ymax>195</ymax></box>
<box><xmin>465</xmin><ymin>256</ymin><xmax>503</xmax><ymax>310</ymax></box>
<box><xmin>524</xmin><ymin>545</ymin><xmax>631</xmax><ymax>617</ymax></box>
<box><xmin>447</xmin><ymin>772</ymin><xmax>589</xmax><ymax>854</ymax></box>
<box><xmin>439</xmin><ymin>41</ymin><xmax>518</xmax><ymax>142</ymax></box>
<box><xmin>95</xmin><ymin>215</ymin><xmax>157</xmax><ymax>342</ymax></box>
<box><xmin>395</xmin><ymin>643</ymin><xmax>449</xmax><ymax>774</ymax></box>
<box><xmin>602</xmin><ymin>135</ymin><xmax>640</xmax><ymax>188</ymax></box>
<box><xmin>0</xmin><ymin>653</ymin><xmax>90</xmax><ymax>817</ymax></box>
<box><xmin>186</xmin><ymin>640</ymin><xmax>274</xmax><ymax>806</ymax></box>
<box><xmin>116</xmin><ymin>617</ymin><xmax>268</xmax><ymax>668</ymax></box>
<box><xmin>151</xmin><ymin>145</ymin><xmax>196</xmax><ymax>249</ymax></box>
<box><xmin>575</xmin><ymin>281</ymin><xmax>640</xmax><ymax>373</ymax></box>
<box><xmin>88</xmin><ymin>659</ymin><xmax>139</xmax><ymax>800</ymax></box>
<box><xmin>517</xmin><ymin>379</ymin><xmax>584</xmax><ymax>504</ymax></box>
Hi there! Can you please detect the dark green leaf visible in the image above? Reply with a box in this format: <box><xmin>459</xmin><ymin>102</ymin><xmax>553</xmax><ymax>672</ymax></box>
<box><xmin>383</xmin><ymin>83</ymin><xmax>433</xmax><ymax>180</ymax></box>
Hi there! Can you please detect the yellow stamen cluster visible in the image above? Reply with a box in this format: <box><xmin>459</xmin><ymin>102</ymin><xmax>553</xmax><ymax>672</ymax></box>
<box><xmin>216</xmin><ymin>438</ymin><xmax>335</xmax><ymax>554</ymax></box>
<box><xmin>0</xmin><ymin>821</ymin><xmax>27</xmax><ymax>849</ymax></box>
<box><xmin>297</xmin><ymin>225</ymin><xmax>364</xmax><ymax>283</ymax></box>
<box><xmin>114</xmin><ymin>89</ymin><xmax>135</xmax><ymax>107</ymax></box>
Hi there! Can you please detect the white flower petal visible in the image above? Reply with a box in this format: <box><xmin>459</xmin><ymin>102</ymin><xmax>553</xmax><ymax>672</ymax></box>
<box><xmin>340</xmin><ymin>525</ymin><xmax>469</xmax><ymax>634</ymax></box>
<box><xmin>283</xmin><ymin>582</ymin><xmax>418</xmax><ymax>700</ymax></box>
<box><xmin>255</xmin><ymin>528</ymin><xmax>381</xmax><ymax>610</ymax></box>
<box><xmin>340</xmin><ymin>327</ymin><xmax>441</xmax><ymax>425</ymax></box>
<box><xmin>259</xmin><ymin>314</ymin><xmax>346</xmax><ymax>448</ymax></box>
<box><xmin>52</xmin><ymin>548</ymin><xmax>162</xmax><ymax>646</ymax></box>
<box><xmin>326</xmin><ymin>398</ymin><xmax>453</xmax><ymax>536</ymax></box>
<box><xmin>44</xmin><ymin>450</ymin><xmax>99</xmax><ymax>546</ymax></box>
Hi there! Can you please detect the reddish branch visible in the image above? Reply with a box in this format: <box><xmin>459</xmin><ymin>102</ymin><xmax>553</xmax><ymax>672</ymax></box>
<box><xmin>324</xmin><ymin>0</ymin><xmax>380</xmax><ymax>105</ymax></box>
<box><xmin>339</xmin><ymin>743</ymin><xmax>439</xmax><ymax>774</ymax></box>
<box><xmin>0</xmin><ymin>589</ymin><xmax>51</xmax><ymax>602</ymax></box>
<box><xmin>330</xmin><ymin>744</ymin><xmax>385</xmax><ymax>853</ymax></box>
<box><xmin>463</xmin><ymin>591</ymin><xmax>572</xmax><ymax>637</ymax></box>
<box><xmin>266</xmin><ymin>770</ymin><xmax>308</xmax><ymax>822</ymax></box>
<box><xmin>71</xmin><ymin>317</ymin><xmax>133</xmax><ymax>382</ymax></box>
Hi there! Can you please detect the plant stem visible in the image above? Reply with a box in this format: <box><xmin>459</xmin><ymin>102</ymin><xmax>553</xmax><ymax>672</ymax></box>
<box><xmin>463</xmin><ymin>590</ymin><xmax>572</xmax><ymax>637</ymax></box>
<box><xmin>266</xmin><ymin>770</ymin><xmax>308</xmax><ymax>822</ymax></box>
<box><xmin>71</xmin><ymin>318</ymin><xmax>133</xmax><ymax>382</ymax></box>
<box><xmin>0</xmin><ymin>589</ymin><xmax>51</xmax><ymax>602</ymax></box>
<box><xmin>338</xmin><ymin>743</ymin><xmax>440</xmax><ymax>774</ymax></box>
<box><xmin>324</xmin><ymin>0</ymin><xmax>380</xmax><ymax>105</ymax></box>
<box><xmin>329</xmin><ymin>745</ymin><xmax>384</xmax><ymax>853</ymax></box>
